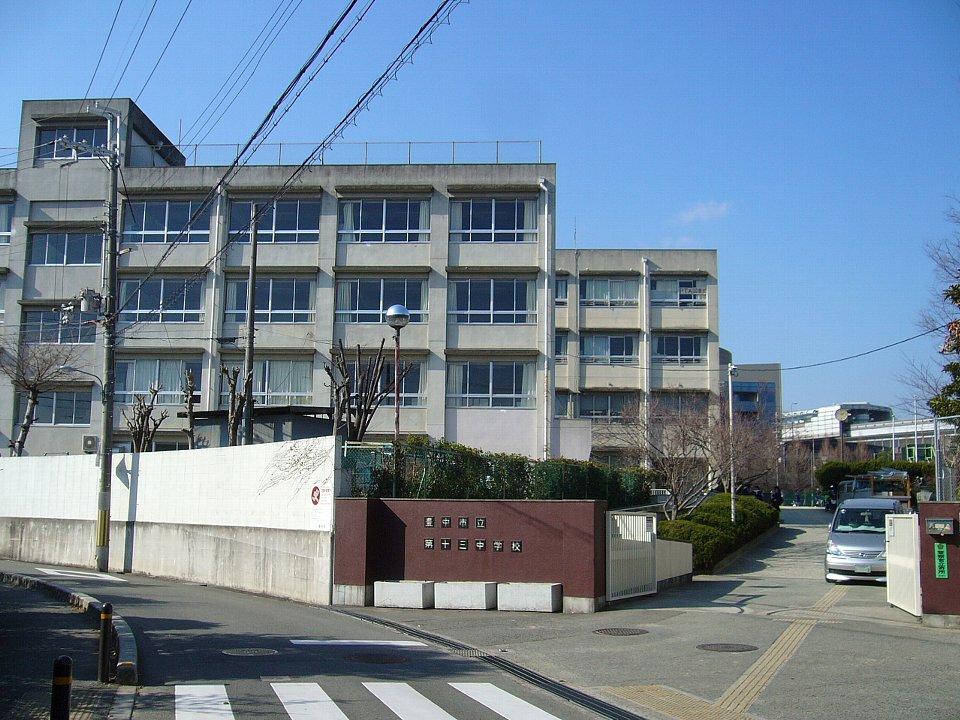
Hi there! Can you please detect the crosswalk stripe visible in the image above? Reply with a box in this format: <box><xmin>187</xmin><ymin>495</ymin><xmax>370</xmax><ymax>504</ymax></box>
<box><xmin>451</xmin><ymin>682</ymin><xmax>563</xmax><ymax>720</ymax></box>
<box><xmin>272</xmin><ymin>683</ymin><xmax>349</xmax><ymax>720</ymax></box>
<box><xmin>291</xmin><ymin>639</ymin><xmax>426</xmax><ymax>647</ymax></box>
<box><xmin>175</xmin><ymin>685</ymin><xmax>234</xmax><ymax>719</ymax></box>
<box><xmin>363</xmin><ymin>682</ymin><xmax>457</xmax><ymax>720</ymax></box>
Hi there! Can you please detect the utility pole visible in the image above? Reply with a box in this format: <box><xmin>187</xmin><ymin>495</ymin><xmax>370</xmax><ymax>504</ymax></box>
<box><xmin>913</xmin><ymin>398</ymin><xmax>919</xmax><ymax>462</ymax></box>
<box><xmin>63</xmin><ymin>106</ymin><xmax>121</xmax><ymax>572</ymax></box>
<box><xmin>242</xmin><ymin>204</ymin><xmax>259</xmax><ymax>445</ymax></box>
<box><xmin>727</xmin><ymin>364</ymin><xmax>738</xmax><ymax>523</ymax></box>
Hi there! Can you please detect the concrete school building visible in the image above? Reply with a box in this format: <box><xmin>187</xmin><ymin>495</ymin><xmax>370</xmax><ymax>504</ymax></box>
<box><xmin>0</xmin><ymin>97</ymin><xmax>719</xmax><ymax>461</ymax></box>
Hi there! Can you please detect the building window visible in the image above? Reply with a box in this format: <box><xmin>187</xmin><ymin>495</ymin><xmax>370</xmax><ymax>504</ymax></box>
<box><xmin>16</xmin><ymin>390</ymin><xmax>92</xmax><ymax>426</ymax></box>
<box><xmin>122</xmin><ymin>200</ymin><xmax>211</xmax><ymax>243</ymax></box>
<box><xmin>115</xmin><ymin>439</ymin><xmax>189</xmax><ymax>453</ymax></box>
<box><xmin>579</xmin><ymin>392</ymin><xmax>634</xmax><ymax>420</ymax></box>
<box><xmin>22</xmin><ymin>310</ymin><xmax>97</xmax><ymax>344</ymax></box>
<box><xmin>555</xmin><ymin>277</ymin><xmax>568</xmax><ymax>305</ymax></box>
<box><xmin>334</xmin><ymin>278</ymin><xmax>426</xmax><ymax>323</ymax></box>
<box><xmin>651</xmin><ymin>277</ymin><xmax>706</xmax><ymax>307</ymax></box>
<box><xmin>36</xmin><ymin>125</ymin><xmax>107</xmax><ymax>160</ymax></box>
<box><xmin>555</xmin><ymin>331</ymin><xmax>567</xmax><ymax>363</ymax></box>
<box><xmin>0</xmin><ymin>277</ymin><xmax>6</xmax><ymax>322</ymax></box>
<box><xmin>448</xmin><ymin>278</ymin><xmax>536</xmax><ymax>324</ymax></box>
<box><xmin>116</xmin><ymin>358</ymin><xmax>202</xmax><ymax>405</ymax></box>
<box><xmin>652</xmin><ymin>391</ymin><xmax>709</xmax><ymax>416</ymax></box>
<box><xmin>229</xmin><ymin>199</ymin><xmax>321</xmax><ymax>243</ymax></box>
<box><xmin>225</xmin><ymin>278</ymin><xmax>315</xmax><ymax>323</ymax></box>
<box><xmin>29</xmin><ymin>233</ymin><xmax>102</xmax><ymax>265</ymax></box>
<box><xmin>0</xmin><ymin>201</ymin><xmax>11</xmax><ymax>243</ymax></box>
<box><xmin>555</xmin><ymin>392</ymin><xmax>570</xmax><ymax>418</ymax></box>
<box><xmin>221</xmin><ymin>358</ymin><xmax>312</xmax><ymax>406</ymax></box>
<box><xmin>653</xmin><ymin>335</ymin><xmax>705</xmax><ymax>363</ymax></box>
<box><xmin>580</xmin><ymin>334</ymin><xmax>637</xmax><ymax>364</ymax></box>
<box><xmin>347</xmin><ymin>361</ymin><xmax>424</xmax><ymax>406</ymax></box>
<box><xmin>119</xmin><ymin>278</ymin><xmax>204</xmax><ymax>324</ymax></box>
<box><xmin>579</xmin><ymin>277</ymin><xmax>639</xmax><ymax>306</ymax></box>
<box><xmin>447</xmin><ymin>361</ymin><xmax>535</xmax><ymax>408</ymax></box>
<box><xmin>337</xmin><ymin>199</ymin><xmax>430</xmax><ymax>242</ymax></box>
<box><xmin>449</xmin><ymin>199</ymin><xmax>537</xmax><ymax>242</ymax></box>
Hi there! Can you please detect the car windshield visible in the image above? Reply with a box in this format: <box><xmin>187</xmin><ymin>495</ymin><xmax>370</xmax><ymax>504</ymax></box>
<box><xmin>832</xmin><ymin>507</ymin><xmax>893</xmax><ymax>533</ymax></box>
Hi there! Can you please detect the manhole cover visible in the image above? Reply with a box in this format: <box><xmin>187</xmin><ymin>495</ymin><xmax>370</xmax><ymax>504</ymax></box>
<box><xmin>343</xmin><ymin>652</ymin><xmax>407</xmax><ymax>665</ymax></box>
<box><xmin>221</xmin><ymin>648</ymin><xmax>279</xmax><ymax>657</ymax></box>
<box><xmin>594</xmin><ymin>628</ymin><xmax>649</xmax><ymax>636</ymax></box>
<box><xmin>697</xmin><ymin>643</ymin><xmax>758</xmax><ymax>653</ymax></box>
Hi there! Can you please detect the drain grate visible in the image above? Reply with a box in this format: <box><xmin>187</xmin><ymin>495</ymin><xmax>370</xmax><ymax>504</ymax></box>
<box><xmin>343</xmin><ymin>652</ymin><xmax>407</xmax><ymax>665</ymax></box>
<box><xmin>594</xmin><ymin>628</ymin><xmax>649</xmax><ymax>637</ymax></box>
<box><xmin>222</xmin><ymin>648</ymin><xmax>279</xmax><ymax>657</ymax></box>
<box><xmin>697</xmin><ymin>643</ymin><xmax>758</xmax><ymax>653</ymax></box>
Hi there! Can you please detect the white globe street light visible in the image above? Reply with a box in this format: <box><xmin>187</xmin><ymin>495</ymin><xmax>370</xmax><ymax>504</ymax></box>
<box><xmin>385</xmin><ymin>305</ymin><xmax>410</xmax><ymax>495</ymax></box>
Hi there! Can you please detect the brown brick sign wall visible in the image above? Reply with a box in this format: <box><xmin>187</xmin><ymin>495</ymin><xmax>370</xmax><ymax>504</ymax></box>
<box><xmin>918</xmin><ymin>502</ymin><xmax>960</xmax><ymax>622</ymax></box>
<box><xmin>334</xmin><ymin>498</ymin><xmax>607</xmax><ymax>606</ymax></box>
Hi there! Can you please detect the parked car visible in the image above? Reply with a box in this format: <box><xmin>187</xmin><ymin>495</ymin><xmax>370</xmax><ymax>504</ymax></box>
<box><xmin>824</xmin><ymin>498</ymin><xmax>906</xmax><ymax>583</ymax></box>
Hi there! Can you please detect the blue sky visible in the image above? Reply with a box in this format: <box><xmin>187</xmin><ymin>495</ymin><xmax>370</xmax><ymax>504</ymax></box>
<box><xmin>2</xmin><ymin>0</ymin><xmax>958</xmax><ymax>417</ymax></box>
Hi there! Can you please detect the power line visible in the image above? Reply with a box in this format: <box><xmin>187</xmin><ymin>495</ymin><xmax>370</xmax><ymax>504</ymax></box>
<box><xmin>134</xmin><ymin>0</ymin><xmax>194</xmax><ymax>103</ymax></box>
<box><xmin>77</xmin><ymin>0</ymin><xmax>126</xmax><ymax>115</ymax></box>
<box><xmin>106</xmin><ymin>0</ymin><xmax>159</xmax><ymax>105</ymax></box>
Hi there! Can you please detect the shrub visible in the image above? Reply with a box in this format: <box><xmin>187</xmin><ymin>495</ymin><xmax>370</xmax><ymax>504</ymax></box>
<box><xmin>658</xmin><ymin>519</ymin><xmax>735</xmax><ymax>572</ymax></box>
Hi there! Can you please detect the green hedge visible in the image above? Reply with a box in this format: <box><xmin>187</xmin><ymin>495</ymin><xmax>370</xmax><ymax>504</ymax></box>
<box><xmin>814</xmin><ymin>459</ymin><xmax>933</xmax><ymax>490</ymax></box>
<box><xmin>658</xmin><ymin>494</ymin><xmax>779</xmax><ymax>572</ymax></box>
<box><xmin>353</xmin><ymin>436</ymin><xmax>658</xmax><ymax>509</ymax></box>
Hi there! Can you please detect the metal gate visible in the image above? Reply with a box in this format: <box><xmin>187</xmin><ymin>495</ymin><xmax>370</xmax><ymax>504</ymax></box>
<box><xmin>606</xmin><ymin>511</ymin><xmax>657</xmax><ymax>601</ymax></box>
<box><xmin>886</xmin><ymin>514</ymin><xmax>921</xmax><ymax>617</ymax></box>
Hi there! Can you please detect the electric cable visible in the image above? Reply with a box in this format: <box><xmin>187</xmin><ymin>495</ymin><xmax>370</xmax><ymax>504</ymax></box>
<box><xmin>133</xmin><ymin>0</ymin><xmax>194</xmax><ymax>103</ymax></box>
<box><xmin>77</xmin><ymin>0</ymin><xmax>126</xmax><ymax>116</ymax></box>
<box><xmin>105</xmin><ymin>0</ymin><xmax>160</xmax><ymax>106</ymax></box>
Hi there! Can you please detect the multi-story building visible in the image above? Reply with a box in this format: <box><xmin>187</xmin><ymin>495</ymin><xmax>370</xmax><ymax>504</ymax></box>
<box><xmin>554</xmin><ymin>249</ymin><xmax>721</xmax><ymax>464</ymax></box>
<box><xmin>0</xmin><ymin>98</ymin><xmax>720</xmax><ymax>462</ymax></box>
<box><xmin>718</xmin><ymin>350</ymin><xmax>782</xmax><ymax>424</ymax></box>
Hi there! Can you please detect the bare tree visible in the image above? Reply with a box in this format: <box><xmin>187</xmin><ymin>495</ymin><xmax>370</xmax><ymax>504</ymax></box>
<box><xmin>595</xmin><ymin>396</ymin><xmax>713</xmax><ymax>519</ymax></box>
<box><xmin>181</xmin><ymin>368</ymin><xmax>197</xmax><ymax>449</ymax></box>
<box><xmin>0</xmin><ymin>336</ymin><xmax>86</xmax><ymax>456</ymax></box>
<box><xmin>707</xmin><ymin>398</ymin><xmax>782</xmax><ymax>491</ymax></box>
<box><xmin>324</xmin><ymin>339</ymin><xmax>412</xmax><ymax>442</ymax></box>
<box><xmin>781</xmin><ymin>441</ymin><xmax>814</xmax><ymax>493</ymax></box>
<box><xmin>220</xmin><ymin>363</ymin><xmax>249</xmax><ymax>447</ymax></box>
<box><xmin>122</xmin><ymin>386</ymin><xmax>169</xmax><ymax>452</ymax></box>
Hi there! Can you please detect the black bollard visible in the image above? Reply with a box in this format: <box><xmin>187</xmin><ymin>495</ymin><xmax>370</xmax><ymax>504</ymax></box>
<box><xmin>98</xmin><ymin>602</ymin><xmax>112</xmax><ymax>683</ymax></box>
<box><xmin>51</xmin><ymin>655</ymin><xmax>71</xmax><ymax>720</ymax></box>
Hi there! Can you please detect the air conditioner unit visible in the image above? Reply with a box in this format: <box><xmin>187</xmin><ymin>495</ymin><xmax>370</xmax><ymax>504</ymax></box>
<box><xmin>82</xmin><ymin>435</ymin><xmax>99</xmax><ymax>454</ymax></box>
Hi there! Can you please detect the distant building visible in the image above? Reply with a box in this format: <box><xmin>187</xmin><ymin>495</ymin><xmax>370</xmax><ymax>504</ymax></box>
<box><xmin>719</xmin><ymin>349</ymin><xmax>781</xmax><ymax>424</ymax></box>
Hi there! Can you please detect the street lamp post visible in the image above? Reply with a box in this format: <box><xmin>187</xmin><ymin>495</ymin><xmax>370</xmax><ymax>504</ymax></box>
<box><xmin>728</xmin><ymin>364</ymin><xmax>738</xmax><ymax>523</ymax></box>
<box><xmin>385</xmin><ymin>304</ymin><xmax>410</xmax><ymax>496</ymax></box>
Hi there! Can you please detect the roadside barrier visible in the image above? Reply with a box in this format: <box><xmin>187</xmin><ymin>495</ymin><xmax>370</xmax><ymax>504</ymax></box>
<box><xmin>98</xmin><ymin>602</ymin><xmax>113</xmax><ymax>682</ymax></box>
<box><xmin>50</xmin><ymin>655</ymin><xmax>71</xmax><ymax>720</ymax></box>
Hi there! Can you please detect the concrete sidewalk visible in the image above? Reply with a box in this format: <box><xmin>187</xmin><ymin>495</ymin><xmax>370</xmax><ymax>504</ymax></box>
<box><xmin>0</xmin><ymin>582</ymin><xmax>116</xmax><ymax>719</ymax></box>
<box><xmin>353</xmin><ymin>508</ymin><xmax>960</xmax><ymax>720</ymax></box>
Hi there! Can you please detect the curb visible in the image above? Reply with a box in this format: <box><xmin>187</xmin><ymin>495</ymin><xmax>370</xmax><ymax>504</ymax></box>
<box><xmin>0</xmin><ymin>571</ymin><xmax>139</xmax><ymax>686</ymax></box>
<box><xmin>329</xmin><ymin>606</ymin><xmax>650</xmax><ymax>720</ymax></box>
<box><xmin>711</xmin><ymin>524</ymin><xmax>781</xmax><ymax>575</ymax></box>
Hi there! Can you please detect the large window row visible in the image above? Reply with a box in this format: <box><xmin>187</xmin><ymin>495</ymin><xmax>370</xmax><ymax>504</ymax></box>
<box><xmin>119</xmin><ymin>278</ymin><xmax>204</xmax><ymax>324</ymax></box>
<box><xmin>580</xmin><ymin>334</ymin><xmax>637</xmax><ymax>364</ymax></box>
<box><xmin>226</xmin><ymin>358</ymin><xmax>313</xmax><ymax>406</ymax></box>
<box><xmin>448</xmin><ymin>278</ymin><xmax>535</xmax><ymax>324</ymax></box>
<box><xmin>346</xmin><ymin>361</ymin><xmax>424</xmax><ymax>406</ymax></box>
<box><xmin>36</xmin><ymin>125</ymin><xmax>107</xmax><ymax>160</ymax></box>
<box><xmin>652</xmin><ymin>335</ymin><xmax>705</xmax><ymax>363</ymax></box>
<box><xmin>335</xmin><ymin>278</ymin><xmax>426</xmax><ymax>324</ymax></box>
<box><xmin>29</xmin><ymin>233</ymin><xmax>102</xmax><ymax>265</ymax></box>
<box><xmin>338</xmin><ymin>199</ymin><xmax>429</xmax><ymax>243</ymax></box>
<box><xmin>446</xmin><ymin>361</ymin><xmax>534</xmax><ymax>408</ymax></box>
<box><xmin>123</xmin><ymin>201</ymin><xmax>212</xmax><ymax>244</ymax></box>
<box><xmin>22</xmin><ymin>310</ymin><xmax>98</xmax><ymax>344</ymax></box>
<box><xmin>16</xmin><ymin>390</ymin><xmax>92</xmax><ymax>426</ymax></box>
<box><xmin>650</xmin><ymin>278</ymin><xmax>706</xmax><ymax>306</ymax></box>
<box><xmin>225</xmin><ymin>278</ymin><xmax>315</xmax><ymax>324</ymax></box>
<box><xmin>229</xmin><ymin>200</ymin><xmax>321</xmax><ymax>243</ymax></box>
<box><xmin>450</xmin><ymin>199</ymin><xmax>537</xmax><ymax>242</ymax></box>
<box><xmin>116</xmin><ymin>358</ymin><xmax>202</xmax><ymax>405</ymax></box>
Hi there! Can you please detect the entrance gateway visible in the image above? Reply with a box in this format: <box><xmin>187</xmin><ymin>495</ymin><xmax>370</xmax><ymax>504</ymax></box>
<box><xmin>606</xmin><ymin>511</ymin><xmax>657</xmax><ymax>601</ymax></box>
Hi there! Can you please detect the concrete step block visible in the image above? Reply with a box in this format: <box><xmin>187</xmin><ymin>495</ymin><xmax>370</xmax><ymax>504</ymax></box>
<box><xmin>497</xmin><ymin>582</ymin><xmax>562</xmax><ymax>612</ymax></box>
<box><xmin>434</xmin><ymin>581</ymin><xmax>497</xmax><ymax>610</ymax></box>
<box><xmin>374</xmin><ymin>580</ymin><xmax>435</xmax><ymax>609</ymax></box>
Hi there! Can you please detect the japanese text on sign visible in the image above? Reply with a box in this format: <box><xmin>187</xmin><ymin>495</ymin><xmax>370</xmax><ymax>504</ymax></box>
<box><xmin>934</xmin><ymin>542</ymin><xmax>949</xmax><ymax>579</ymax></box>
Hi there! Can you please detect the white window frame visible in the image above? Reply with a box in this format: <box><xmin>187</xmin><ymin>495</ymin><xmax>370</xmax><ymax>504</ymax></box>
<box><xmin>578</xmin><ymin>392</ymin><xmax>632</xmax><ymax>421</ymax></box>
<box><xmin>579</xmin><ymin>277</ymin><xmax>640</xmax><ymax>307</ymax></box>
<box><xmin>122</xmin><ymin>200</ymin><xmax>211</xmax><ymax>244</ymax></box>
<box><xmin>0</xmin><ymin>201</ymin><xmax>12</xmax><ymax>244</ymax></box>
<box><xmin>119</xmin><ymin>277</ymin><xmax>204</xmax><ymax>324</ymax></box>
<box><xmin>221</xmin><ymin>358</ymin><xmax>313</xmax><ymax>406</ymax></box>
<box><xmin>555</xmin><ymin>331</ymin><xmax>568</xmax><ymax>363</ymax></box>
<box><xmin>652</xmin><ymin>335</ymin><xmax>705</xmax><ymax>364</ymax></box>
<box><xmin>337</xmin><ymin>198</ymin><xmax>430</xmax><ymax>243</ymax></box>
<box><xmin>448</xmin><ymin>278</ymin><xmax>536</xmax><ymax>324</ymax></box>
<box><xmin>116</xmin><ymin>358</ymin><xmax>202</xmax><ymax>405</ymax></box>
<box><xmin>22</xmin><ymin>310</ymin><xmax>98</xmax><ymax>344</ymax></box>
<box><xmin>36</xmin><ymin>125</ymin><xmax>107</xmax><ymax>160</ymax></box>
<box><xmin>224</xmin><ymin>278</ymin><xmax>315</xmax><ymax>324</ymax></box>
<box><xmin>229</xmin><ymin>199</ymin><xmax>321</xmax><ymax>243</ymax></box>
<box><xmin>17</xmin><ymin>390</ymin><xmax>92</xmax><ymax>426</ymax></box>
<box><xmin>580</xmin><ymin>334</ymin><xmax>638</xmax><ymax>364</ymax></box>
<box><xmin>335</xmin><ymin>278</ymin><xmax>427</xmax><ymax>324</ymax></box>
<box><xmin>555</xmin><ymin>277</ymin><xmax>568</xmax><ymax>305</ymax></box>
<box><xmin>651</xmin><ymin>277</ymin><xmax>707</xmax><ymax>307</ymax></box>
<box><xmin>446</xmin><ymin>361</ymin><xmax>535</xmax><ymax>408</ymax></box>
<box><xmin>29</xmin><ymin>233</ymin><xmax>102</xmax><ymax>266</ymax></box>
<box><xmin>449</xmin><ymin>198</ymin><xmax>538</xmax><ymax>243</ymax></box>
<box><xmin>346</xmin><ymin>360</ymin><xmax>424</xmax><ymax>407</ymax></box>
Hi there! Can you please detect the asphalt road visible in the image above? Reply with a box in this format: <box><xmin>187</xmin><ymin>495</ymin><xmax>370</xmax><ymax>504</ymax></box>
<box><xmin>0</xmin><ymin>558</ymin><xmax>601</xmax><ymax>720</ymax></box>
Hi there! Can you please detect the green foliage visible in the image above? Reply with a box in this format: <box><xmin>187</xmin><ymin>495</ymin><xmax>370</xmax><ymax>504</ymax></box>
<box><xmin>814</xmin><ymin>459</ymin><xmax>933</xmax><ymax>490</ymax></box>
<box><xmin>352</xmin><ymin>438</ymin><xmax>658</xmax><ymax>508</ymax></box>
<box><xmin>658</xmin><ymin>494</ymin><xmax>779</xmax><ymax>572</ymax></box>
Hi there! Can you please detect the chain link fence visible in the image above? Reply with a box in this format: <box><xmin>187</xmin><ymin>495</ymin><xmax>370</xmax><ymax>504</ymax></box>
<box><xmin>932</xmin><ymin>414</ymin><xmax>960</xmax><ymax>501</ymax></box>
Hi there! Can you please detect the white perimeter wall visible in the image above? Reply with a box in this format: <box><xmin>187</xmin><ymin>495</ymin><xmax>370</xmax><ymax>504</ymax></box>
<box><xmin>656</xmin><ymin>539</ymin><xmax>693</xmax><ymax>583</ymax></box>
<box><xmin>0</xmin><ymin>438</ymin><xmax>340</xmax><ymax>604</ymax></box>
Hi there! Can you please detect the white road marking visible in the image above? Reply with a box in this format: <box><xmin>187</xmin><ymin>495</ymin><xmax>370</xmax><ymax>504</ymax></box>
<box><xmin>451</xmin><ymin>682</ymin><xmax>563</xmax><ymax>720</ymax></box>
<box><xmin>290</xmin><ymin>639</ymin><xmax>426</xmax><ymax>647</ymax></box>
<box><xmin>364</xmin><ymin>682</ymin><xmax>457</xmax><ymax>720</ymax></box>
<box><xmin>175</xmin><ymin>685</ymin><xmax>234</xmax><ymax>719</ymax></box>
<box><xmin>272</xmin><ymin>683</ymin><xmax>350</xmax><ymax>720</ymax></box>
<box><xmin>35</xmin><ymin>567</ymin><xmax>127</xmax><ymax>582</ymax></box>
